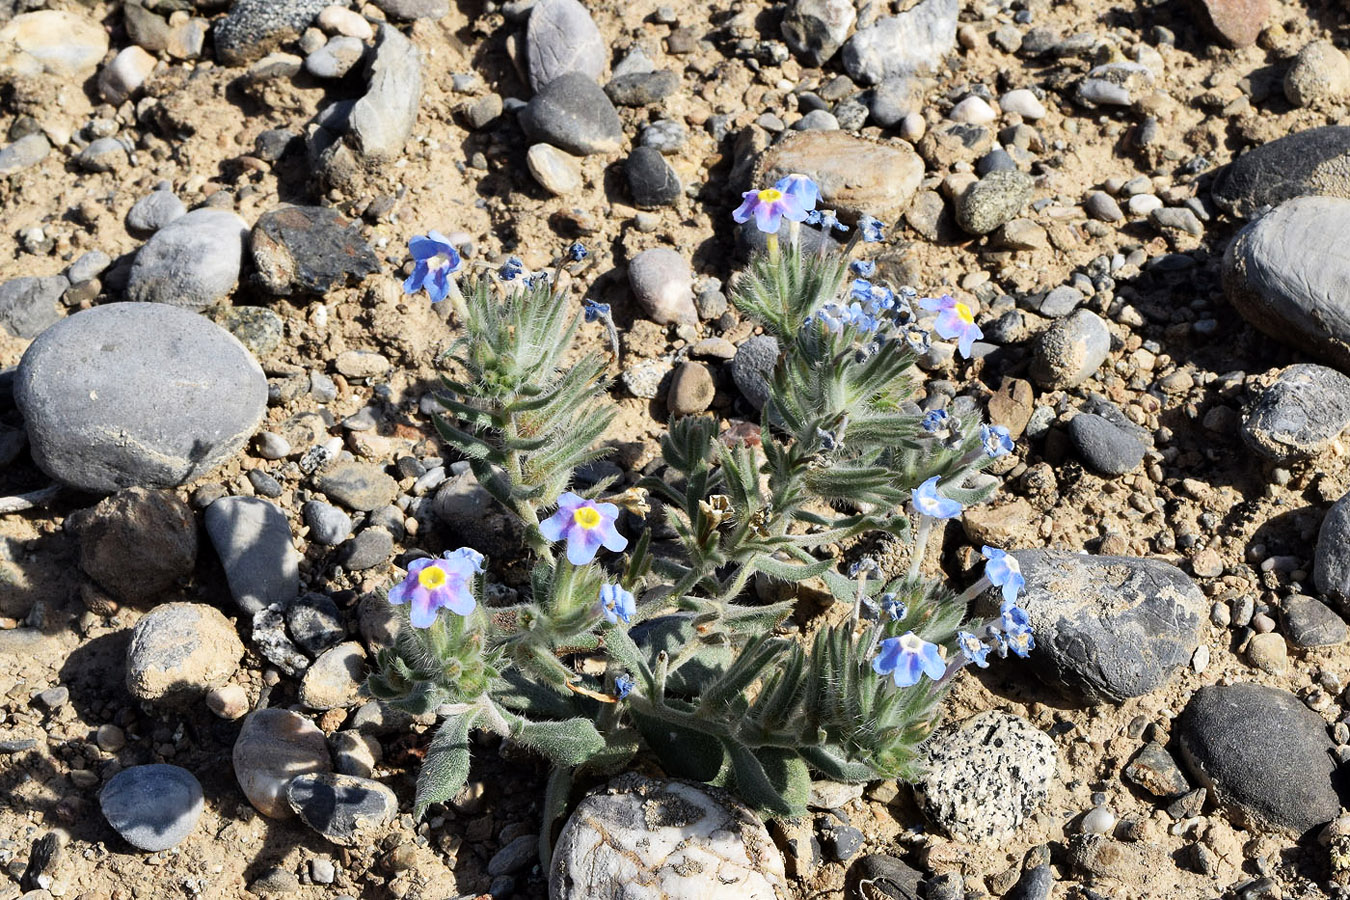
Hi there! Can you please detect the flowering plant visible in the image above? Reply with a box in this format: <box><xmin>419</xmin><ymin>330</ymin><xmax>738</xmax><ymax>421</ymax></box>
<box><xmin>369</xmin><ymin>190</ymin><xmax>1029</xmax><ymax>863</ymax></box>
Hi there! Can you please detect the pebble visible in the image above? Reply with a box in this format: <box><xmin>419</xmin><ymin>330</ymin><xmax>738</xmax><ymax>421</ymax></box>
<box><xmin>628</xmin><ymin>248</ymin><xmax>696</xmax><ymax>325</ymax></box>
<box><xmin>340</xmin><ymin>525</ymin><xmax>394</xmax><ymax>570</ymax></box>
<box><xmin>318</xmin><ymin>6</ymin><xmax>374</xmax><ymax>40</ymax></box>
<box><xmin>463</xmin><ymin>93</ymin><xmax>503</xmax><ymax>130</ymax></box>
<box><xmin>126</xmin><ymin>602</ymin><xmax>245</xmax><ymax>704</ymax></box>
<box><xmin>989</xmin><ymin>551</ymin><xmax>1206</xmax><ymax>702</ymax></box>
<box><xmin>640</xmin><ymin>119</ymin><xmax>688</xmax><ymax>154</ymax></box>
<box><xmin>867</xmin><ymin>75</ymin><xmax>919</xmax><ymax>127</ymax></box>
<box><xmin>1126</xmin><ymin>193</ymin><xmax>1163</xmax><ymax>216</ymax></box>
<box><xmin>1282</xmin><ymin>595</ymin><xmax>1346</xmax><ymax>647</ymax></box>
<box><xmin>126</xmin><ymin>189</ymin><xmax>186</xmax><ymax>234</ymax></box>
<box><xmin>1195</xmin><ymin>0</ymin><xmax>1269</xmax><ymax>48</ymax></box>
<box><xmin>0</xmin><ymin>274</ymin><xmax>67</xmax><ymax>339</ymax></box>
<box><xmin>343</xmin><ymin>25</ymin><xmax>423</xmax><ymax>165</ymax></box>
<box><xmin>285</xmin><ymin>592</ymin><xmax>346</xmax><ymax>656</ymax></box>
<box><xmin>550</xmin><ymin>773</ymin><xmax>788</xmax><ymax>898</ymax></box>
<box><xmin>287</xmin><ymin>772</ymin><xmax>397</xmax><ymax>845</ymax></box>
<box><xmin>100</xmin><ymin>765</ymin><xmax>203</xmax><ymax>852</ymax></box>
<box><xmin>73</xmin><ymin>487</ymin><xmax>197</xmax><ymax>605</ymax></box>
<box><xmin>1212</xmin><ymin>126</ymin><xmax>1350</xmax><ymax>218</ymax></box>
<box><xmin>520</xmin><ymin>72</ymin><xmax>624</xmax><ymax>156</ymax></box>
<box><xmin>371</xmin><ymin>0</ymin><xmax>449</xmax><ymax>19</ymax></box>
<box><xmin>781</xmin><ymin>0</ymin><xmax>856</xmax><ymax>66</ymax></box>
<box><xmin>1284</xmin><ymin>40</ymin><xmax>1349</xmax><ymax>107</ymax></box>
<box><xmin>311</xmin><ymin>858</ymin><xmax>337</xmax><ymax>884</ymax></box>
<box><xmin>1068</xmin><ymin>412</ymin><xmax>1147</xmax><ymax>476</ymax></box>
<box><xmin>526</xmin><ymin>0</ymin><xmax>605</xmax><ymax>92</ymax></box>
<box><xmin>1076</xmin><ymin>61</ymin><xmax>1154</xmax><ymax>107</ymax></box>
<box><xmin>0</xmin><ymin>133</ymin><xmax>50</xmax><ymax>175</ymax></box>
<box><xmin>605</xmin><ymin>70</ymin><xmax>679</xmax><ymax>106</ymax></box>
<box><xmin>1246</xmin><ymin>631</ymin><xmax>1288</xmax><ymax>674</ymax></box>
<box><xmin>1178</xmin><ymin>683</ymin><xmax>1342</xmax><ymax>834</ymax></box>
<box><xmin>840</xmin><ymin>0</ymin><xmax>958</xmax><ymax>85</ymax></box>
<box><xmin>792</xmin><ymin>109</ymin><xmax>839</xmax><ymax>131</ymax></box>
<box><xmin>1124</xmin><ymin>741</ymin><xmax>1191</xmax><ymax>799</ymax></box>
<box><xmin>1150</xmin><ymin>206</ymin><xmax>1203</xmax><ymax>237</ymax></box>
<box><xmin>731</xmin><ymin>335</ymin><xmax>780</xmax><ymax>411</ymax></box>
<box><xmin>207</xmin><ymin>683</ymin><xmax>250</xmax><ymax>719</ymax></box>
<box><xmin>949</xmin><ymin>95</ymin><xmax>996</xmax><ymax>124</ymax></box>
<box><xmin>204</xmin><ymin>496</ymin><xmax>301</xmax><ymax>615</ymax></box>
<box><xmin>489</xmin><ymin>834</ymin><xmax>539</xmax><ymax>875</ymax></box>
<box><xmin>303</xmin><ymin>500</ymin><xmax>353</xmax><ymax>546</ymax></box>
<box><xmin>913</xmin><ymin>711</ymin><xmax>1056</xmax><ymax>843</ymax></box>
<box><xmin>213</xmin><ymin>0</ymin><xmax>330</xmax><ymax>66</ymax></box>
<box><xmin>234</xmin><ymin>708</ymin><xmax>333</xmax><ymax>819</ymax></box>
<box><xmin>15</xmin><ymin>303</ymin><xmax>267</xmax><ymax>491</ymax></box>
<box><xmin>126</xmin><ymin>208</ymin><xmax>249</xmax><ymax>310</ymax></box>
<box><xmin>1029</xmin><ymin>309</ymin><xmax>1111</xmax><ymax>389</ymax></box>
<box><xmin>1242</xmin><ymin>364</ymin><xmax>1350</xmax><ymax>461</ymax></box>
<box><xmin>626</xmin><ymin>147</ymin><xmax>682</xmax><ymax>208</ymax></box>
<box><xmin>1000</xmin><ymin>88</ymin><xmax>1046</xmax><ymax>119</ymax></box>
<box><xmin>667</xmin><ymin>362</ymin><xmax>715</xmax><ymax>416</ymax></box>
<box><xmin>305</xmin><ymin>36</ymin><xmax>367</xmax><ymax>78</ymax></box>
<box><xmin>333</xmin><ymin>730</ymin><xmax>382</xmax><ymax>777</ymax></box>
<box><xmin>621</xmin><ymin>357</ymin><xmax>673</xmax><ymax>400</ymax></box>
<box><xmin>1084</xmin><ymin>191</ymin><xmax>1124</xmax><ymax>222</ymax></box>
<box><xmin>955</xmin><ymin>170</ymin><xmax>1034</xmax><ymax>235</ymax></box>
<box><xmin>0</xmin><ymin>10</ymin><xmax>109</xmax><ymax>80</ymax></box>
<box><xmin>526</xmin><ymin>143</ymin><xmax>583</xmax><ymax>196</ymax></box>
<box><xmin>98</xmin><ymin>46</ymin><xmax>158</xmax><ymax>105</ymax></box>
<box><xmin>77</xmin><ymin>138</ymin><xmax>127</xmax><ymax>173</ymax></box>
<box><xmin>1081</xmin><ymin>806</ymin><xmax>1117</xmax><ymax>836</ymax></box>
<box><xmin>97</xmin><ymin>724</ymin><xmax>127</xmax><ymax>752</ymax></box>
<box><xmin>316</xmin><ymin>459</ymin><xmax>398</xmax><ymax>511</ymax></box>
<box><xmin>756</xmin><ymin>131</ymin><xmax>924</xmax><ymax>224</ymax></box>
<box><xmin>335</xmin><ymin>350</ymin><xmax>391</xmax><ymax>378</ymax></box>
<box><xmin>1005</xmin><ymin>865</ymin><xmax>1053</xmax><ymax>900</ymax></box>
<box><xmin>300</xmin><ymin>642</ymin><xmax>367</xmax><ymax>710</ymax></box>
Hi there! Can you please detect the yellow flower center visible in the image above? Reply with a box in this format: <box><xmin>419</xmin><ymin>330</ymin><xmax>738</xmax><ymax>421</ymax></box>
<box><xmin>418</xmin><ymin>565</ymin><xmax>447</xmax><ymax>590</ymax></box>
<box><xmin>955</xmin><ymin>302</ymin><xmax>974</xmax><ymax>324</ymax></box>
<box><xmin>573</xmin><ymin>506</ymin><xmax>601</xmax><ymax>529</ymax></box>
<box><xmin>756</xmin><ymin>188</ymin><xmax>784</xmax><ymax>203</ymax></box>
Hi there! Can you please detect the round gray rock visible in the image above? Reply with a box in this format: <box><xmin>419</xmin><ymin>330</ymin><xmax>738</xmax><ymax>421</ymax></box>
<box><xmin>956</xmin><ymin>170</ymin><xmax>1034</xmax><ymax>235</ymax></box>
<box><xmin>551</xmin><ymin>773</ymin><xmax>788</xmax><ymax>899</ymax></box>
<box><xmin>14</xmin><ymin>303</ymin><xmax>267</xmax><ymax>492</ymax></box>
<box><xmin>125</xmin><ymin>189</ymin><xmax>185</xmax><ymax>233</ymax></box>
<box><xmin>1177</xmin><ymin>683</ymin><xmax>1343</xmax><ymax>835</ymax></box>
<box><xmin>1225</xmin><ymin>197</ymin><xmax>1350</xmax><ymax>371</ymax></box>
<box><xmin>101</xmin><ymin>764</ymin><xmax>203</xmax><ymax>851</ymax></box>
<box><xmin>628</xmin><ymin>248</ymin><xmax>695</xmax><ymax>325</ymax></box>
<box><xmin>126</xmin><ymin>602</ymin><xmax>245</xmax><ymax>704</ymax></box>
<box><xmin>1212</xmin><ymin>126</ymin><xmax>1350</xmax><ymax>218</ymax></box>
<box><xmin>913</xmin><ymin>711</ymin><xmax>1057</xmax><ymax>843</ymax></box>
<box><xmin>0</xmin><ymin>274</ymin><xmax>69</xmax><ymax>339</ymax></box>
<box><xmin>989</xmin><ymin>550</ymin><xmax>1207</xmax><ymax>703</ymax></box>
<box><xmin>1030</xmin><ymin>309</ymin><xmax>1111</xmax><ymax>389</ymax></box>
<box><xmin>526</xmin><ymin>0</ymin><xmax>605</xmax><ymax>92</ymax></box>
<box><xmin>731</xmin><ymin>335</ymin><xmax>780</xmax><ymax>411</ymax></box>
<box><xmin>126</xmin><ymin>208</ymin><xmax>248</xmax><ymax>310</ymax></box>
<box><xmin>205</xmin><ymin>496</ymin><xmax>301</xmax><ymax>615</ymax></box>
<box><xmin>1068</xmin><ymin>412</ymin><xmax>1146</xmax><ymax>476</ymax></box>
<box><xmin>1243</xmin><ymin>364</ymin><xmax>1350</xmax><ymax>461</ymax></box>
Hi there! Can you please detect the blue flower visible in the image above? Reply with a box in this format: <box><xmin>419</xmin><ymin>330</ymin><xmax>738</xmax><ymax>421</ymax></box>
<box><xmin>912</xmin><ymin>476</ymin><xmax>962</xmax><ymax>519</ymax></box>
<box><xmin>920</xmin><ymin>409</ymin><xmax>949</xmax><ymax>433</ymax></box>
<box><xmin>614</xmin><ymin>673</ymin><xmax>636</xmax><ymax>700</ymax></box>
<box><xmin>805</xmin><ymin>208</ymin><xmax>848</xmax><ymax>232</ymax></box>
<box><xmin>872</xmin><ymin>632</ymin><xmax>946</xmax><ymax>688</ymax></box>
<box><xmin>850</xmin><ymin>259</ymin><xmax>877</xmax><ymax>278</ymax></box>
<box><xmin>920</xmin><ymin>294</ymin><xmax>983</xmax><ymax>358</ymax></box>
<box><xmin>526</xmin><ymin>271</ymin><xmax>551</xmax><ymax>289</ymax></box>
<box><xmin>386</xmin><ymin>548</ymin><xmax>484</xmax><ymax>628</ymax></box>
<box><xmin>903</xmin><ymin>324</ymin><xmax>931</xmax><ymax>354</ymax></box>
<box><xmin>774</xmin><ymin>173</ymin><xmax>820</xmax><ymax>212</ymax></box>
<box><xmin>733</xmin><ymin>186</ymin><xmax>808</xmax><ymax>234</ymax></box>
<box><xmin>403</xmin><ymin>231</ymin><xmax>462</xmax><ymax>303</ymax></box>
<box><xmin>583</xmin><ymin>300</ymin><xmax>611</xmax><ymax>323</ymax></box>
<box><xmin>540</xmin><ymin>492</ymin><xmax>628</xmax><ymax>565</ymax></box>
<box><xmin>982</xmin><ymin>546</ymin><xmax>1025</xmax><ymax>607</ymax></box>
<box><xmin>957</xmin><ymin>631</ymin><xmax>991</xmax><ymax>668</ymax></box>
<box><xmin>499</xmin><ymin>256</ymin><xmax>525</xmax><ymax>281</ymax></box>
<box><xmin>879</xmin><ymin>593</ymin><xmax>907</xmax><ymax>621</ymax></box>
<box><xmin>981</xmin><ymin>424</ymin><xmax>1014</xmax><ymax>458</ymax></box>
<box><xmin>1001</xmin><ymin>604</ymin><xmax>1032</xmax><ymax>634</ymax></box>
<box><xmin>997</xmin><ymin>625</ymin><xmax>1035</xmax><ymax>659</ymax></box>
<box><xmin>598</xmin><ymin>583</ymin><xmax>635</xmax><ymax>624</ymax></box>
<box><xmin>849</xmin><ymin>279</ymin><xmax>895</xmax><ymax>315</ymax></box>
<box><xmin>567</xmin><ymin>241</ymin><xmax>588</xmax><ymax>262</ymax></box>
<box><xmin>857</xmin><ymin>215</ymin><xmax>885</xmax><ymax>243</ymax></box>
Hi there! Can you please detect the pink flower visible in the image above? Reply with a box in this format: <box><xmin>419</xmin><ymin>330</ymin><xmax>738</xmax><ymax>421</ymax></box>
<box><xmin>732</xmin><ymin>186</ymin><xmax>808</xmax><ymax>234</ymax></box>
<box><xmin>539</xmin><ymin>492</ymin><xmax>628</xmax><ymax>565</ymax></box>
<box><xmin>919</xmin><ymin>294</ymin><xmax>983</xmax><ymax>358</ymax></box>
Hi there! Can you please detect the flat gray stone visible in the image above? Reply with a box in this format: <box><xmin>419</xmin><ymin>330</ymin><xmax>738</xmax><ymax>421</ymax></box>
<box><xmin>519</xmin><ymin>72</ymin><xmax>623</xmax><ymax>156</ymax></box>
<box><xmin>250</xmin><ymin>205</ymin><xmax>380</xmax><ymax>295</ymax></box>
<box><xmin>286</xmin><ymin>773</ymin><xmax>397</xmax><ymax>845</ymax></box>
<box><xmin>126</xmin><ymin>208</ymin><xmax>249</xmax><ymax>310</ymax></box>
<box><xmin>1068</xmin><ymin>412</ymin><xmax>1147</xmax><ymax>476</ymax></box>
<box><xmin>991</xmin><ymin>551</ymin><xmax>1207</xmax><ymax>702</ymax></box>
<box><xmin>1212</xmin><ymin>126</ymin><xmax>1350</xmax><ymax>218</ymax></box>
<box><xmin>0</xmin><ymin>274</ymin><xmax>66</xmax><ymax>338</ymax></box>
<box><xmin>840</xmin><ymin>0</ymin><xmax>957</xmax><ymax>85</ymax></box>
<box><xmin>526</xmin><ymin>0</ymin><xmax>604</xmax><ymax>92</ymax></box>
<box><xmin>315</xmin><ymin>459</ymin><xmax>398</xmax><ymax>511</ymax></box>
<box><xmin>1178</xmin><ymin>683</ymin><xmax>1343</xmax><ymax>834</ymax></box>
<box><xmin>205</xmin><ymin>496</ymin><xmax>301</xmax><ymax>615</ymax></box>
<box><xmin>126</xmin><ymin>189</ymin><xmax>186</xmax><ymax>234</ymax></box>
<box><xmin>1243</xmin><ymin>364</ymin><xmax>1350</xmax><ymax>461</ymax></box>
<box><xmin>101</xmin><ymin>764</ymin><xmax>203</xmax><ymax>851</ymax></box>
<box><xmin>347</xmin><ymin>24</ymin><xmax>422</xmax><ymax>163</ymax></box>
<box><xmin>1224</xmin><ymin>197</ymin><xmax>1350</xmax><ymax>373</ymax></box>
<box><xmin>956</xmin><ymin>170</ymin><xmax>1034</xmax><ymax>235</ymax></box>
<box><xmin>14</xmin><ymin>303</ymin><xmax>267</xmax><ymax>492</ymax></box>
<box><xmin>1282</xmin><ymin>594</ymin><xmax>1347</xmax><ymax>648</ymax></box>
<box><xmin>0</xmin><ymin>132</ymin><xmax>49</xmax><ymax>175</ymax></box>
<box><xmin>1315</xmin><ymin>488</ymin><xmax>1350</xmax><ymax>617</ymax></box>
<box><xmin>731</xmin><ymin>335</ymin><xmax>780</xmax><ymax>411</ymax></box>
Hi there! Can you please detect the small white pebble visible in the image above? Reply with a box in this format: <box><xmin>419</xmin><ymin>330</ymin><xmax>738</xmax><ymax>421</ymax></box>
<box><xmin>1082</xmin><ymin>805</ymin><xmax>1117</xmax><ymax>835</ymax></box>
<box><xmin>1000</xmin><ymin>88</ymin><xmax>1047</xmax><ymax>120</ymax></box>
<box><xmin>949</xmin><ymin>95</ymin><xmax>996</xmax><ymax>124</ymax></box>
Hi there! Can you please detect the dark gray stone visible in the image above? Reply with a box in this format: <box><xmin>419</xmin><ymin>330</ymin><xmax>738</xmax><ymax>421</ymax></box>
<box><xmin>841</xmin><ymin>0</ymin><xmax>957</xmax><ymax>85</ymax></box>
<box><xmin>1225</xmin><ymin>196</ymin><xmax>1350</xmax><ymax>374</ymax></box>
<box><xmin>1123</xmin><ymin>741</ymin><xmax>1190</xmax><ymax>799</ymax></box>
<box><xmin>605</xmin><ymin>70</ymin><xmax>679</xmax><ymax>106</ymax></box>
<box><xmin>126</xmin><ymin>189</ymin><xmax>186</xmax><ymax>234</ymax></box>
<box><xmin>488</xmin><ymin>834</ymin><xmax>538</xmax><ymax>875</ymax></box>
<box><xmin>315</xmin><ymin>460</ymin><xmax>398</xmax><ymax>511</ymax></box>
<box><xmin>781</xmin><ymin>0</ymin><xmax>855</xmax><ymax>66</ymax></box>
<box><xmin>848</xmin><ymin>855</ymin><xmax>922</xmax><ymax>900</ymax></box>
<box><xmin>956</xmin><ymin>170</ymin><xmax>1034</xmax><ymax>235</ymax></box>
<box><xmin>340</xmin><ymin>526</ymin><xmax>393</xmax><ymax>570</ymax></box>
<box><xmin>213</xmin><ymin>0</ymin><xmax>329</xmax><ymax>66</ymax></box>
<box><xmin>286</xmin><ymin>773</ymin><xmax>398</xmax><ymax>846</ymax></box>
<box><xmin>526</xmin><ymin>0</ymin><xmax>604</xmax><ymax>93</ymax></box>
<box><xmin>1315</xmin><ymin>489</ymin><xmax>1350</xmax><ymax>617</ymax></box>
<box><xmin>286</xmin><ymin>592</ymin><xmax>345</xmax><ymax>656</ymax></box>
<box><xmin>1212</xmin><ymin>126</ymin><xmax>1350</xmax><ymax>219</ymax></box>
<box><xmin>1242</xmin><ymin>364</ymin><xmax>1350</xmax><ymax>461</ymax></box>
<box><xmin>303</xmin><ymin>500</ymin><xmax>352</xmax><ymax>546</ymax></box>
<box><xmin>991</xmin><ymin>551</ymin><xmax>1207</xmax><ymax>702</ymax></box>
<box><xmin>126</xmin><ymin>208</ymin><xmax>249</xmax><ymax>310</ymax></box>
<box><xmin>205</xmin><ymin>496</ymin><xmax>300</xmax><ymax>615</ymax></box>
<box><xmin>731</xmin><ymin>335</ymin><xmax>780</xmax><ymax>411</ymax></box>
<box><xmin>250</xmin><ymin>206</ymin><xmax>380</xmax><ymax>296</ymax></box>
<box><xmin>1177</xmin><ymin>683</ymin><xmax>1343</xmax><ymax>834</ymax></box>
<box><xmin>14</xmin><ymin>303</ymin><xmax>266</xmax><ymax>492</ymax></box>
<box><xmin>1005</xmin><ymin>865</ymin><xmax>1053</xmax><ymax>900</ymax></box>
<box><xmin>100</xmin><ymin>764</ymin><xmax>203</xmax><ymax>851</ymax></box>
<box><xmin>0</xmin><ymin>274</ymin><xmax>66</xmax><ymax>338</ymax></box>
<box><xmin>821</xmin><ymin>824</ymin><xmax>863</xmax><ymax>861</ymax></box>
<box><xmin>867</xmin><ymin>76</ymin><xmax>919</xmax><ymax>128</ymax></box>
<box><xmin>1282</xmin><ymin>595</ymin><xmax>1347</xmax><ymax>648</ymax></box>
<box><xmin>1068</xmin><ymin>412</ymin><xmax>1147</xmax><ymax>476</ymax></box>
<box><xmin>626</xmin><ymin>147</ymin><xmax>681</xmax><ymax>209</ymax></box>
<box><xmin>1034</xmin><ymin>285</ymin><xmax>1084</xmax><ymax>318</ymax></box>
<box><xmin>520</xmin><ymin>72</ymin><xmax>624</xmax><ymax>156</ymax></box>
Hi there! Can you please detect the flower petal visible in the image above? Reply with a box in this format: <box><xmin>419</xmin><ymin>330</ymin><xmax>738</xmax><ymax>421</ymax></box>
<box><xmin>599</xmin><ymin>521</ymin><xmax>628</xmax><ymax>553</ymax></box>
<box><xmin>426</xmin><ymin>269</ymin><xmax>451</xmax><ymax>304</ymax></box>
<box><xmin>920</xmin><ymin>643</ymin><xmax>947</xmax><ymax>680</ymax></box>
<box><xmin>386</xmin><ymin>579</ymin><xmax>411</xmax><ymax>605</ymax></box>
<box><xmin>440</xmin><ymin>583</ymin><xmax>476</xmax><ymax>617</ymax></box>
<box><xmin>402</xmin><ymin>260</ymin><xmax>429</xmax><ymax>295</ymax></box>
<box><xmin>539</xmin><ymin>510</ymin><xmax>568</xmax><ymax>542</ymax></box>
<box><xmin>408</xmin><ymin>588</ymin><xmax>437</xmax><ymax>628</ymax></box>
<box><xmin>753</xmin><ymin>202</ymin><xmax>779</xmax><ymax>234</ymax></box>
<box><xmin>566</xmin><ymin>527</ymin><xmax>604</xmax><ymax>565</ymax></box>
<box><xmin>732</xmin><ymin>192</ymin><xmax>758</xmax><ymax>224</ymax></box>
<box><xmin>408</xmin><ymin>235</ymin><xmax>444</xmax><ymax>260</ymax></box>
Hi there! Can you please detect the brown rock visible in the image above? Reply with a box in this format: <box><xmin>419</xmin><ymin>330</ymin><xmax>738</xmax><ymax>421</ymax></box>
<box><xmin>754</xmin><ymin>131</ymin><xmax>924</xmax><ymax>225</ymax></box>
<box><xmin>667</xmin><ymin>362</ymin><xmax>716</xmax><ymax>416</ymax></box>
<box><xmin>72</xmin><ymin>487</ymin><xmax>197</xmax><ymax>605</ymax></box>
<box><xmin>126</xmin><ymin>603</ymin><xmax>244</xmax><ymax>704</ymax></box>
<box><xmin>233</xmin><ymin>708</ymin><xmax>332</xmax><ymax>819</ymax></box>
<box><xmin>986</xmin><ymin>377</ymin><xmax>1034</xmax><ymax>439</ymax></box>
<box><xmin>961</xmin><ymin>497</ymin><xmax>1035</xmax><ymax>547</ymax></box>
<box><xmin>1192</xmin><ymin>0</ymin><xmax>1270</xmax><ymax>49</ymax></box>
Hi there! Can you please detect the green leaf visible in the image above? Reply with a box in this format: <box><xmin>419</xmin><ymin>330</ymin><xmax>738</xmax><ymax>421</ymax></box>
<box><xmin>509</xmin><ymin>716</ymin><xmax>606</xmax><ymax>767</ymax></box>
<box><xmin>414</xmin><ymin>713</ymin><xmax>475</xmax><ymax>820</ymax></box>
<box><xmin>726</xmin><ymin>743</ymin><xmax>809</xmax><ymax>818</ymax></box>
<box><xmin>798</xmin><ymin>745</ymin><xmax>879</xmax><ymax>783</ymax></box>
<box><xmin>751</xmin><ymin>553</ymin><xmax>834</xmax><ymax>583</ymax></box>
<box><xmin>632</xmin><ymin>708</ymin><xmax>728</xmax><ymax>782</ymax></box>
